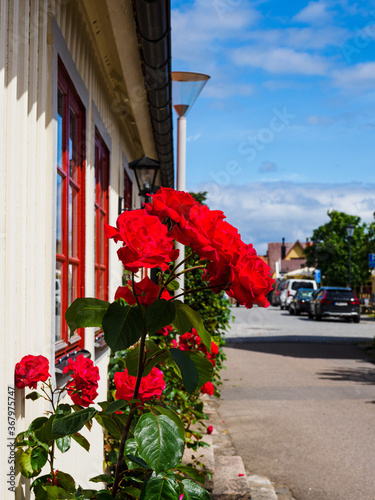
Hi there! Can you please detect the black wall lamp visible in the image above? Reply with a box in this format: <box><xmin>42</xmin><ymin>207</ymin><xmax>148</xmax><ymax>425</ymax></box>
<box><xmin>118</xmin><ymin>156</ymin><xmax>160</xmax><ymax>214</ymax></box>
<box><xmin>130</xmin><ymin>156</ymin><xmax>160</xmax><ymax>205</ymax></box>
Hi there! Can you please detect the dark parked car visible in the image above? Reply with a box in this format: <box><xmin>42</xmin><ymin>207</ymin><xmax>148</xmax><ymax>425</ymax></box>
<box><xmin>289</xmin><ymin>288</ymin><xmax>314</xmax><ymax>315</ymax></box>
<box><xmin>308</xmin><ymin>287</ymin><xmax>360</xmax><ymax>322</ymax></box>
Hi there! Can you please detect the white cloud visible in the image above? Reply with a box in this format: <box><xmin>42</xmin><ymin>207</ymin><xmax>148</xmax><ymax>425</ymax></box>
<box><xmin>333</xmin><ymin>62</ymin><xmax>375</xmax><ymax>90</ymax></box>
<box><xmin>172</xmin><ymin>0</ymin><xmax>259</xmax><ymax>67</ymax></box>
<box><xmin>195</xmin><ymin>182</ymin><xmax>375</xmax><ymax>255</ymax></box>
<box><xmin>293</xmin><ymin>1</ymin><xmax>333</xmax><ymax>25</ymax></box>
<box><xmin>244</xmin><ymin>26</ymin><xmax>347</xmax><ymax>50</ymax></box>
<box><xmin>232</xmin><ymin>47</ymin><xmax>329</xmax><ymax>75</ymax></box>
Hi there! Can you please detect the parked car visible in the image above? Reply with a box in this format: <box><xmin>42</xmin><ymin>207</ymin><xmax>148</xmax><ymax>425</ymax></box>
<box><xmin>270</xmin><ymin>279</ymin><xmax>286</xmax><ymax>306</ymax></box>
<box><xmin>289</xmin><ymin>288</ymin><xmax>314</xmax><ymax>315</ymax></box>
<box><xmin>308</xmin><ymin>287</ymin><xmax>360</xmax><ymax>322</ymax></box>
<box><xmin>280</xmin><ymin>279</ymin><xmax>317</xmax><ymax>310</ymax></box>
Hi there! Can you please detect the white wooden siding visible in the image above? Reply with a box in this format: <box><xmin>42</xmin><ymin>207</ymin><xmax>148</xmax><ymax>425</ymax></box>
<box><xmin>0</xmin><ymin>1</ymin><xmax>144</xmax><ymax>498</ymax></box>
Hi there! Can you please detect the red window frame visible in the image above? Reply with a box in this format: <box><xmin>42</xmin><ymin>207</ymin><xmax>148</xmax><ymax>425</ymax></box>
<box><xmin>94</xmin><ymin>129</ymin><xmax>110</xmax><ymax>303</ymax></box>
<box><xmin>55</xmin><ymin>58</ymin><xmax>86</xmax><ymax>358</ymax></box>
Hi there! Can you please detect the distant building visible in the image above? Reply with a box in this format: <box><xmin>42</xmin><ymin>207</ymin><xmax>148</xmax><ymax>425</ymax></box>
<box><xmin>266</xmin><ymin>240</ymin><xmax>309</xmax><ymax>279</ymax></box>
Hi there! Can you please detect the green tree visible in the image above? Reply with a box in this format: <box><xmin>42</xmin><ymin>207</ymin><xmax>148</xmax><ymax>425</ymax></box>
<box><xmin>304</xmin><ymin>210</ymin><xmax>375</xmax><ymax>288</ymax></box>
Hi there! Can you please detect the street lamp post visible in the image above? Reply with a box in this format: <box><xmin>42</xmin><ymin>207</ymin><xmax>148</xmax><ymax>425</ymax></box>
<box><xmin>346</xmin><ymin>224</ymin><xmax>354</xmax><ymax>288</ymax></box>
<box><xmin>171</xmin><ymin>71</ymin><xmax>210</xmax><ymax>298</ymax></box>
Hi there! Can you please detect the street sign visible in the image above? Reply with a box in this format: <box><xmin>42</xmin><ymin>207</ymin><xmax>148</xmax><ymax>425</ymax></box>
<box><xmin>369</xmin><ymin>254</ymin><xmax>375</xmax><ymax>268</ymax></box>
<box><xmin>314</xmin><ymin>269</ymin><xmax>321</xmax><ymax>284</ymax></box>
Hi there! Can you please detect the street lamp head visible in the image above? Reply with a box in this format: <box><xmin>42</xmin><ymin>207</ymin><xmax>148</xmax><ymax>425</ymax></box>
<box><xmin>129</xmin><ymin>156</ymin><xmax>160</xmax><ymax>203</ymax></box>
<box><xmin>346</xmin><ymin>223</ymin><xmax>354</xmax><ymax>239</ymax></box>
<box><xmin>172</xmin><ymin>71</ymin><xmax>210</xmax><ymax>117</ymax></box>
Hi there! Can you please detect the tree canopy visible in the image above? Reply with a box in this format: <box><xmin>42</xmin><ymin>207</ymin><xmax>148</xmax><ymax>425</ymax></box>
<box><xmin>304</xmin><ymin>210</ymin><xmax>375</xmax><ymax>288</ymax></box>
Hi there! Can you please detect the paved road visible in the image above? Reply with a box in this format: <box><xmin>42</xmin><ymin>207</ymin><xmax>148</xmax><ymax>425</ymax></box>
<box><xmin>226</xmin><ymin>305</ymin><xmax>375</xmax><ymax>342</ymax></box>
<box><xmin>218</xmin><ymin>306</ymin><xmax>375</xmax><ymax>500</ymax></box>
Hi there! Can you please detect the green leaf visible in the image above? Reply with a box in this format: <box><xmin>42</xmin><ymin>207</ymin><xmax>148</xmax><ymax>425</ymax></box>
<box><xmin>124</xmin><ymin>438</ymin><xmax>140</xmax><ymax>470</ymax></box>
<box><xmin>166</xmin><ymin>280</ymin><xmax>180</xmax><ymax>291</ymax></box>
<box><xmin>127</xmin><ymin>341</ymin><xmax>169</xmax><ymax>377</ymax></box>
<box><xmin>89</xmin><ymin>474</ymin><xmax>114</xmax><ymax>484</ymax></box>
<box><xmin>104</xmin><ymin>399</ymin><xmax>131</xmax><ymax>414</ymax></box>
<box><xmin>55</xmin><ymin>404</ymin><xmax>72</xmax><ymax>415</ymax></box>
<box><xmin>134</xmin><ymin>414</ymin><xmax>184</xmax><ymax>474</ymax></box>
<box><xmin>102</xmin><ymin>303</ymin><xmax>144</xmax><ymax>351</ymax></box>
<box><xmin>55</xmin><ymin>471</ymin><xmax>76</xmax><ymax>493</ymax></box>
<box><xmin>176</xmin><ymin>465</ymin><xmax>206</xmax><ymax>486</ymax></box>
<box><xmin>28</xmin><ymin>417</ymin><xmax>48</xmax><ymax>432</ymax></box>
<box><xmin>52</xmin><ymin>408</ymin><xmax>97</xmax><ymax>436</ymax></box>
<box><xmin>95</xmin><ymin>413</ymin><xmax>122</xmax><ymax>440</ymax></box>
<box><xmin>169</xmin><ymin>348</ymin><xmax>199</xmax><ymax>394</ymax></box>
<box><xmin>34</xmin><ymin>415</ymin><xmax>60</xmax><ymax>445</ymax></box>
<box><xmin>125</xmin><ymin>454</ymin><xmax>151</xmax><ymax>470</ymax></box>
<box><xmin>181</xmin><ymin>479</ymin><xmax>211</xmax><ymax>500</ymax></box>
<box><xmin>31</xmin><ymin>482</ymin><xmax>49</xmax><ymax>500</ymax></box>
<box><xmin>172</xmin><ymin>304</ymin><xmax>192</xmax><ymax>336</ymax></box>
<box><xmin>144</xmin><ymin>299</ymin><xmax>175</xmax><ymax>335</ymax></box>
<box><xmin>26</xmin><ymin>391</ymin><xmax>41</xmax><ymax>401</ymax></box>
<box><xmin>43</xmin><ymin>485</ymin><xmax>76</xmax><ymax>499</ymax></box>
<box><xmin>174</xmin><ymin>302</ymin><xmax>212</xmax><ymax>351</ymax></box>
<box><xmin>140</xmin><ymin>475</ymin><xmax>179</xmax><ymax>500</ymax></box>
<box><xmin>19</xmin><ymin>449</ymin><xmax>39</xmax><ymax>478</ymax></box>
<box><xmin>56</xmin><ymin>435</ymin><xmax>71</xmax><ymax>453</ymax></box>
<box><xmin>65</xmin><ymin>297</ymin><xmax>109</xmax><ymax>334</ymax></box>
<box><xmin>184</xmin><ymin>352</ymin><xmax>214</xmax><ymax>389</ymax></box>
<box><xmin>71</xmin><ymin>432</ymin><xmax>90</xmax><ymax>452</ymax></box>
<box><xmin>76</xmin><ymin>489</ymin><xmax>97</xmax><ymax>499</ymax></box>
<box><xmin>120</xmin><ymin>486</ymin><xmax>141</xmax><ymax>498</ymax></box>
<box><xmin>153</xmin><ymin>406</ymin><xmax>185</xmax><ymax>441</ymax></box>
<box><xmin>30</xmin><ymin>446</ymin><xmax>48</xmax><ymax>470</ymax></box>
<box><xmin>96</xmin><ymin>490</ymin><xmax>113</xmax><ymax>499</ymax></box>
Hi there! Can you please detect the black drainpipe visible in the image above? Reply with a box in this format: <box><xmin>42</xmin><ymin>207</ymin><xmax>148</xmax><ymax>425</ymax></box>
<box><xmin>133</xmin><ymin>0</ymin><xmax>174</xmax><ymax>188</ymax></box>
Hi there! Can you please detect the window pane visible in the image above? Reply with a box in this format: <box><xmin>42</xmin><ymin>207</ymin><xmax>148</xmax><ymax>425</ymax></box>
<box><xmin>56</xmin><ymin>173</ymin><xmax>63</xmax><ymax>254</ymax></box>
<box><xmin>55</xmin><ymin>262</ymin><xmax>62</xmax><ymax>342</ymax></box>
<box><xmin>68</xmin><ymin>264</ymin><xmax>78</xmax><ymax>305</ymax></box>
<box><xmin>69</xmin><ymin>185</ymin><xmax>78</xmax><ymax>258</ymax></box>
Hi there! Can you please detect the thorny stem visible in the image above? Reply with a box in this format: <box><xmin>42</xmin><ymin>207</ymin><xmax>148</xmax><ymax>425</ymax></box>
<box><xmin>111</xmin><ymin>328</ymin><xmax>148</xmax><ymax>498</ymax></box>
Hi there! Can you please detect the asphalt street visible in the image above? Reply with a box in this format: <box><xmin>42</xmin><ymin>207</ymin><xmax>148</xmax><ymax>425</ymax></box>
<box><xmin>218</xmin><ymin>306</ymin><xmax>375</xmax><ymax>500</ymax></box>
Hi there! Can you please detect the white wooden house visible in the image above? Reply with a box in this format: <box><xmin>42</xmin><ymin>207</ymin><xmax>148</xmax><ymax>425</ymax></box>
<box><xmin>0</xmin><ymin>1</ymin><xmax>173</xmax><ymax>497</ymax></box>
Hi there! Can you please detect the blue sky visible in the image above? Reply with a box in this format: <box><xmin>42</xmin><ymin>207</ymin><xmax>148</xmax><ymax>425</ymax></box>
<box><xmin>171</xmin><ymin>0</ymin><xmax>375</xmax><ymax>254</ymax></box>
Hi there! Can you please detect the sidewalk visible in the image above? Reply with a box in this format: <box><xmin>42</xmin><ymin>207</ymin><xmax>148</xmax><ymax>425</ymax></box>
<box><xmin>183</xmin><ymin>396</ymin><xmax>296</xmax><ymax>499</ymax></box>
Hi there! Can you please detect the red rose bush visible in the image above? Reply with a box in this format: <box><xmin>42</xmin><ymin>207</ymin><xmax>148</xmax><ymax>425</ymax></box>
<box><xmin>15</xmin><ymin>188</ymin><xmax>273</xmax><ymax>500</ymax></box>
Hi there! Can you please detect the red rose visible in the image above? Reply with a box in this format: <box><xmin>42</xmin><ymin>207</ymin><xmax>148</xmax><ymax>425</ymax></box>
<box><xmin>15</xmin><ymin>355</ymin><xmax>51</xmax><ymax>389</ymax></box>
<box><xmin>227</xmin><ymin>250</ymin><xmax>273</xmax><ymax>308</ymax></box>
<box><xmin>174</xmin><ymin>204</ymin><xmax>250</xmax><ymax>292</ymax></box>
<box><xmin>157</xmin><ymin>324</ymin><xmax>174</xmax><ymax>336</ymax></box>
<box><xmin>201</xmin><ymin>381</ymin><xmax>215</xmax><ymax>395</ymax></box>
<box><xmin>104</xmin><ymin>209</ymin><xmax>179</xmax><ymax>272</ymax></box>
<box><xmin>145</xmin><ymin>187</ymin><xmax>198</xmax><ymax>223</ymax></box>
<box><xmin>207</xmin><ymin>425</ymin><xmax>213</xmax><ymax>434</ymax></box>
<box><xmin>63</xmin><ymin>355</ymin><xmax>99</xmax><ymax>407</ymax></box>
<box><xmin>115</xmin><ymin>276</ymin><xmax>171</xmax><ymax>307</ymax></box>
<box><xmin>114</xmin><ymin>367</ymin><xmax>165</xmax><ymax>403</ymax></box>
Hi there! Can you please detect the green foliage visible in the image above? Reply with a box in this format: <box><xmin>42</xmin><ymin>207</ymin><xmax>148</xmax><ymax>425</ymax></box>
<box><xmin>65</xmin><ymin>298</ymin><xmax>109</xmax><ymax>334</ymax></box>
<box><xmin>305</xmin><ymin>210</ymin><xmax>375</xmax><ymax>287</ymax></box>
